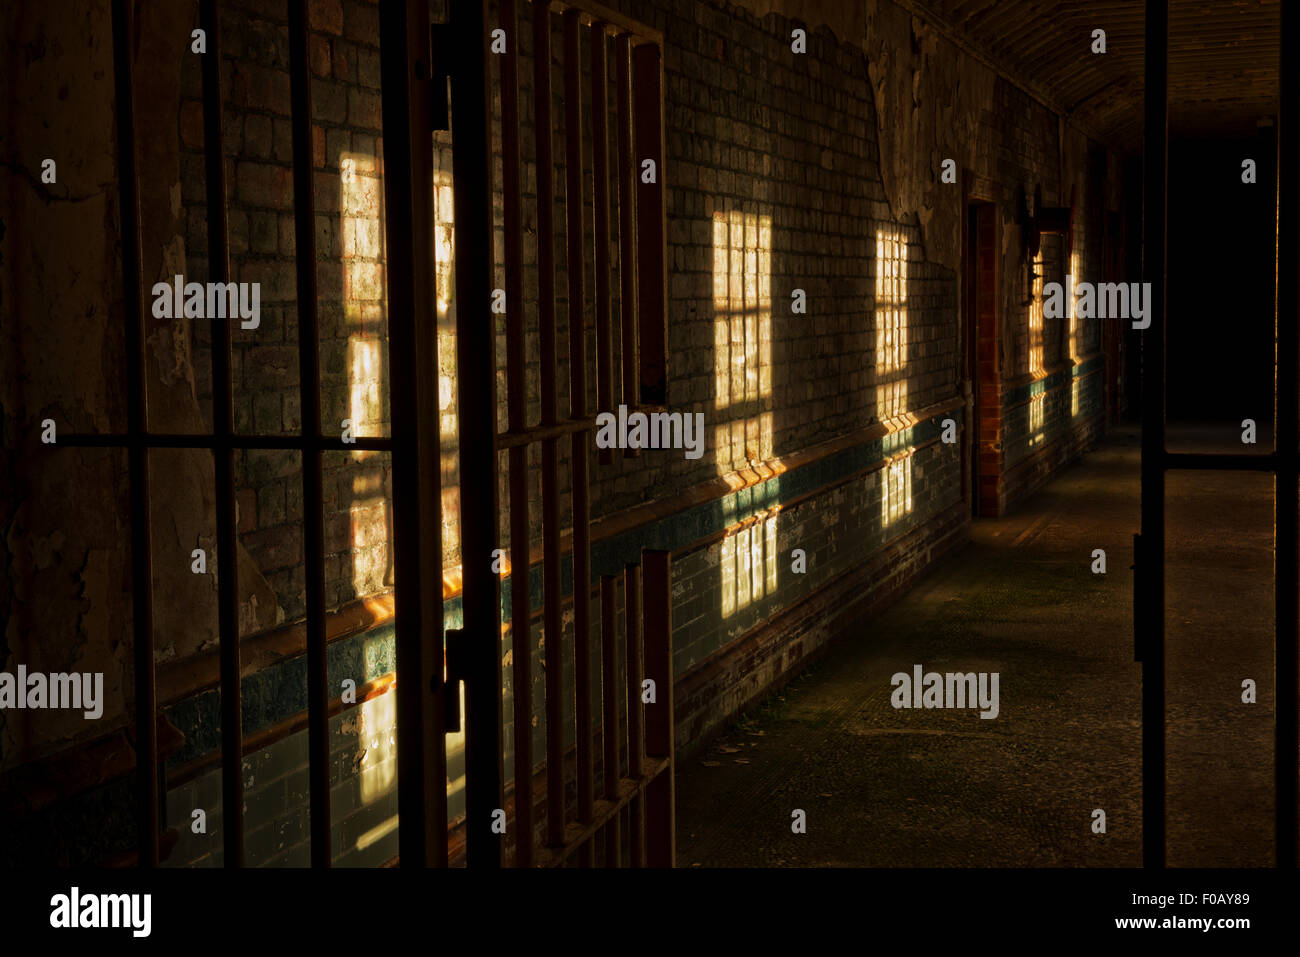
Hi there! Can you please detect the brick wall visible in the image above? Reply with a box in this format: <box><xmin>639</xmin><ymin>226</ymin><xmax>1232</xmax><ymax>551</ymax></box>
<box><xmin>1</xmin><ymin>0</ymin><xmax>1127</xmax><ymax>865</ymax></box>
<box><xmin>168</xmin><ymin>0</ymin><xmax>1122</xmax><ymax>858</ymax></box>
<box><xmin>182</xmin><ymin>0</ymin><xmax>396</xmax><ymax>625</ymax></box>
<box><xmin>163</xmin><ymin>685</ymin><xmax>399</xmax><ymax>867</ymax></box>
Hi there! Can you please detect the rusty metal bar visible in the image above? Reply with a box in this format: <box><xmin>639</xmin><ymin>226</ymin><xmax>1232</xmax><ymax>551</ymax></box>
<box><xmin>496</xmin><ymin>415</ymin><xmax>598</xmax><ymax>449</ymax></box>
<box><xmin>600</xmin><ymin>574</ymin><xmax>620</xmax><ymax>865</ymax></box>
<box><xmin>57</xmin><ymin>432</ymin><xmax>393</xmax><ymax>452</ymax></box>
<box><xmin>451</xmin><ymin>0</ymin><xmax>505</xmax><ymax>868</ymax></box>
<box><xmin>615</xmin><ymin>33</ymin><xmax>638</xmax><ymax>440</ymax></box>
<box><xmin>499</xmin><ymin>0</ymin><xmax>533</xmax><ymax>868</ymax></box>
<box><xmin>591</xmin><ymin>23</ymin><xmax>614</xmax><ymax>464</ymax></box>
<box><xmin>287</xmin><ymin>0</ymin><xmax>331</xmax><ymax>869</ymax></box>
<box><xmin>378</xmin><ymin>0</ymin><xmax>449</xmax><ymax>867</ymax></box>
<box><xmin>110</xmin><ymin>0</ymin><xmax>159</xmax><ymax>869</ymax></box>
<box><xmin>624</xmin><ymin>561</ymin><xmax>644</xmax><ymax>866</ymax></box>
<box><xmin>534</xmin><ymin>756</ymin><xmax>669</xmax><ymax>867</ymax></box>
<box><xmin>642</xmin><ymin>550</ymin><xmax>674</xmax><ymax>867</ymax></box>
<box><xmin>1139</xmin><ymin>0</ymin><xmax>1168</xmax><ymax>870</ymax></box>
<box><xmin>564</xmin><ymin>6</ymin><xmax>596</xmax><ymax>867</ymax></box>
<box><xmin>547</xmin><ymin>0</ymin><xmax>663</xmax><ymax>42</ymax></box>
<box><xmin>199</xmin><ymin>0</ymin><xmax>244</xmax><ymax>868</ymax></box>
<box><xmin>632</xmin><ymin>42</ymin><xmax>666</xmax><ymax>405</ymax></box>
<box><xmin>1277</xmin><ymin>0</ymin><xmax>1299</xmax><ymax>870</ymax></box>
<box><xmin>534</xmin><ymin>0</ymin><xmax>567</xmax><ymax>852</ymax></box>
<box><xmin>1164</xmin><ymin>452</ymin><xmax>1276</xmax><ymax>472</ymax></box>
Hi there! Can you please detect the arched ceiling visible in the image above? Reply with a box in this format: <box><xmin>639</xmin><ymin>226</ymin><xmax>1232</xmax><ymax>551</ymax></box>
<box><xmin>898</xmin><ymin>0</ymin><xmax>1282</xmax><ymax>148</ymax></box>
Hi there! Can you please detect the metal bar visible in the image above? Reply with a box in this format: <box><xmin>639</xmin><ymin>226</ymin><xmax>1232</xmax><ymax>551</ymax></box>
<box><xmin>624</xmin><ymin>561</ymin><xmax>644</xmax><ymax>866</ymax></box>
<box><xmin>110</xmin><ymin>0</ymin><xmax>159</xmax><ymax>869</ymax></box>
<box><xmin>379</xmin><ymin>0</ymin><xmax>449</xmax><ymax>867</ymax></box>
<box><xmin>451</xmin><ymin>0</ymin><xmax>505</xmax><ymax>868</ymax></box>
<box><xmin>534</xmin><ymin>0</ymin><xmax>567</xmax><ymax>852</ymax></box>
<box><xmin>632</xmin><ymin>42</ymin><xmax>666</xmax><ymax>406</ymax></box>
<box><xmin>534</xmin><ymin>758</ymin><xmax>669</xmax><ymax>866</ymax></box>
<box><xmin>496</xmin><ymin>415</ymin><xmax>598</xmax><ymax>448</ymax></box>
<box><xmin>564</xmin><ymin>6</ymin><xmax>596</xmax><ymax>867</ymax></box>
<box><xmin>1163</xmin><ymin>452</ymin><xmax>1277</xmax><ymax>472</ymax></box>
<box><xmin>1140</xmin><ymin>0</ymin><xmax>1168</xmax><ymax>871</ymax></box>
<box><xmin>56</xmin><ymin>432</ymin><xmax>393</xmax><ymax>452</ymax></box>
<box><xmin>199</xmin><ymin>0</ymin><xmax>245</xmax><ymax>868</ymax></box>
<box><xmin>600</xmin><ymin>574</ymin><xmax>621</xmax><ymax>866</ymax></box>
<box><xmin>547</xmin><ymin>0</ymin><xmax>663</xmax><ymax>43</ymax></box>
<box><xmin>1277</xmin><ymin>0</ymin><xmax>1300</xmax><ymax>870</ymax></box>
<box><xmin>500</xmin><ymin>0</ymin><xmax>533</xmax><ymax>868</ymax></box>
<box><xmin>641</xmin><ymin>550</ymin><xmax>674</xmax><ymax>867</ymax></box>
<box><xmin>287</xmin><ymin>0</ymin><xmax>331</xmax><ymax>870</ymax></box>
<box><xmin>591</xmin><ymin>23</ymin><xmax>614</xmax><ymax>464</ymax></box>
<box><xmin>614</xmin><ymin>33</ymin><xmax>638</xmax><ymax>434</ymax></box>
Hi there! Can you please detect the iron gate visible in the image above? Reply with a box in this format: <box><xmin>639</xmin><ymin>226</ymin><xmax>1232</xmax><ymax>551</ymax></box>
<box><xmin>421</xmin><ymin>0</ymin><xmax>676</xmax><ymax>868</ymax></box>
<box><xmin>71</xmin><ymin>0</ymin><xmax>674</xmax><ymax>868</ymax></box>
<box><xmin>1136</xmin><ymin>0</ymin><xmax>1299</xmax><ymax>869</ymax></box>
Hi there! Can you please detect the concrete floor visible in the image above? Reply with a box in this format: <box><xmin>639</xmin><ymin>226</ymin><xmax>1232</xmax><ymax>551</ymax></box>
<box><xmin>676</xmin><ymin>423</ymin><xmax>1278</xmax><ymax>867</ymax></box>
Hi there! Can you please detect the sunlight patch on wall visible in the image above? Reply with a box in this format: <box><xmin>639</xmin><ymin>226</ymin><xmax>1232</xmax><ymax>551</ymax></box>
<box><xmin>357</xmin><ymin>679</ymin><xmax>397</xmax><ymax>805</ymax></box>
<box><xmin>1029</xmin><ymin>392</ymin><xmax>1045</xmax><ymax>443</ymax></box>
<box><xmin>720</xmin><ymin>513</ymin><xmax>778</xmax><ymax>619</ymax></box>
<box><xmin>341</xmin><ymin>151</ymin><xmax>391</xmax><ymax>596</ymax></box>
<box><xmin>433</xmin><ymin>168</ymin><xmax>461</xmax><ymax>566</ymax></box>
<box><xmin>1028</xmin><ymin>253</ymin><xmax>1045</xmax><ymax>379</ymax></box>
<box><xmin>1068</xmin><ymin>248</ymin><xmax>1081</xmax><ymax>363</ymax></box>
<box><xmin>713</xmin><ymin>207</ymin><xmax>772</xmax><ymax>473</ymax></box>
<box><xmin>875</xmin><ymin>230</ymin><xmax>909</xmax><ymax>422</ymax></box>
<box><xmin>881</xmin><ymin>451</ymin><xmax>913</xmax><ymax>528</ymax></box>
<box><xmin>342</xmin><ymin>152</ymin><xmax>387</xmax><ymax>444</ymax></box>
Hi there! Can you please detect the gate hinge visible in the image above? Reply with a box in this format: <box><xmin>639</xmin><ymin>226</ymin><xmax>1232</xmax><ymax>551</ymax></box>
<box><xmin>429</xmin><ymin>23</ymin><xmax>452</xmax><ymax>131</ymax></box>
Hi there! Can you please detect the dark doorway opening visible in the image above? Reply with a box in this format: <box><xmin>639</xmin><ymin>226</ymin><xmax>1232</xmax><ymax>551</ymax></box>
<box><xmin>965</xmin><ymin>199</ymin><xmax>999</xmax><ymax>517</ymax></box>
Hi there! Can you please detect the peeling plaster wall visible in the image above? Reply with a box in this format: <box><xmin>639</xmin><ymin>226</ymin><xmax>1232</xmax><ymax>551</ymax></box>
<box><xmin>2</xmin><ymin>0</ymin><xmax>135</xmax><ymax>769</ymax></box>
<box><xmin>733</xmin><ymin>0</ymin><xmax>999</xmax><ymax>272</ymax></box>
<box><xmin>0</xmin><ymin>0</ymin><xmax>277</xmax><ymax>773</ymax></box>
<box><xmin>135</xmin><ymin>3</ymin><xmax>281</xmax><ymax>665</ymax></box>
<box><xmin>863</xmin><ymin>0</ymin><xmax>996</xmax><ymax>273</ymax></box>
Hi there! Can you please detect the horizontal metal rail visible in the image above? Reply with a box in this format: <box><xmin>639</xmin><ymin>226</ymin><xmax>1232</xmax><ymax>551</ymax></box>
<box><xmin>55</xmin><ymin>433</ymin><xmax>393</xmax><ymax>452</ymax></box>
<box><xmin>1163</xmin><ymin>451</ymin><xmax>1278</xmax><ymax>472</ymax></box>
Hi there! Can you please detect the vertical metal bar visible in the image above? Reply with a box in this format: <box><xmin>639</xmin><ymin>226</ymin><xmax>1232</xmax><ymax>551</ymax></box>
<box><xmin>199</xmin><ymin>0</ymin><xmax>245</xmax><ymax>868</ymax></box>
<box><xmin>110</xmin><ymin>0</ymin><xmax>159</xmax><ymax>869</ymax></box>
<box><xmin>632</xmin><ymin>42</ymin><xmax>666</xmax><ymax>406</ymax></box>
<box><xmin>591</xmin><ymin>23</ymin><xmax>614</xmax><ymax>464</ymax></box>
<box><xmin>499</xmin><ymin>0</ymin><xmax>533</xmax><ymax>868</ymax></box>
<box><xmin>452</xmin><ymin>0</ymin><xmax>505</xmax><ymax>868</ymax></box>
<box><xmin>624</xmin><ymin>561</ymin><xmax>644</xmax><ymax>866</ymax></box>
<box><xmin>614</xmin><ymin>34</ymin><xmax>638</xmax><ymax>434</ymax></box>
<box><xmin>534</xmin><ymin>0</ymin><xmax>566</xmax><ymax>853</ymax></box>
<box><xmin>600</xmin><ymin>574</ymin><xmax>620</xmax><ymax>866</ymax></box>
<box><xmin>380</xmin><ymin>0</ymin><xmax>448</xmax><ymax>868</ymax></box>
<box><xmin>1276</xmin><ymin>0</ymin><xmax>1300</xmax><ymax>870</ymax></box>
<box><xmin>564</xmin><ymin>7</ymin><xmax>595</xmax><ymax>868</ymax></box>
<box><xmin>1140</xmin><ymin>0</ymin><xmax>1168</xmax><ymax>871</ymax></box>
<box><xmin>287</xmin><ymin>0</ymin><xmax>332</xmax><ymax>870</ymax></box>
<box><xmin>642</xmin><ymin>550</ymin><xmax>674</xmax><ymax>867</ymax></box>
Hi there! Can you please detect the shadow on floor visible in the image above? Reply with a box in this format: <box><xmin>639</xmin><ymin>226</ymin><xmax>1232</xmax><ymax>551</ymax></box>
<box><xmin>676</xmin><ymin>423</ymin><xmax>1277</xmax><ymax>867</ymax></box>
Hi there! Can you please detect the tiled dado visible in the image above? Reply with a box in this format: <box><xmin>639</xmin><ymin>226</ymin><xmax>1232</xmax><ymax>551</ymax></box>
<box><xmin>168</xmin><ymin>394</ymin><xmax>967</xmax><ymax>765</ymax></box>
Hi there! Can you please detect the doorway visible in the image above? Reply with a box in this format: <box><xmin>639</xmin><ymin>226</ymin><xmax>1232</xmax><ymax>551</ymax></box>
<box><xmin>965</xmin><ymin>199</ymin><xmax>1000</xmax><ymax>517</ymax></box>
